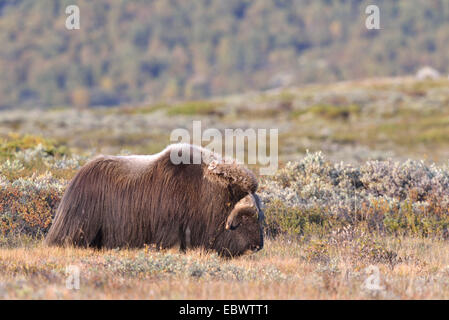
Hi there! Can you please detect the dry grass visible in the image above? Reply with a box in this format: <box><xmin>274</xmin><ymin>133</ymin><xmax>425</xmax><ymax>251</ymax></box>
<box><xmin>1</xmin><ymin>235</ymin><xmax>449</xmax><ymax>299</ymax></box>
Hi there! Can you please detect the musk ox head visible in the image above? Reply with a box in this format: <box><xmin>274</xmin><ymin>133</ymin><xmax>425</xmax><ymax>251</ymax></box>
<box><xmin>213</xmin><ymin>193</ymin><xmax>265</xmax><ymax>257</ymax></box>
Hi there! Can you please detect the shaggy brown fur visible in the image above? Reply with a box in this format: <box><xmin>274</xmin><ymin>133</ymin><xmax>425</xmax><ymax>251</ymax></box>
<box><xmin>45</xmin><ymin>144</ymin><xmax>264</xmax><ymax>257</ymax></box>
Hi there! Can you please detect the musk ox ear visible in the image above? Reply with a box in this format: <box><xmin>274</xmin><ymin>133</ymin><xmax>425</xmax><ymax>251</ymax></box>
<box><xmin>225</xmin><ymin>193</ymin><xmax>263</xmax><ymax>229</ymax></box>
<box><xmin>204</xmin><ymin>160</ymin><xmax>258</xmax><ymax>198</ymax></box>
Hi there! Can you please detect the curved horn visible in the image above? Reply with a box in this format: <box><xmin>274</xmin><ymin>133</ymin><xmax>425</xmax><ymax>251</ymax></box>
<box><xmin>250</xmin><ymin>193</ymin><xmax>265</xmax><ymax>222</ymax></box>
<box><xmin>225</xmin><ymin>206</ymin><xmax>240</xmax><ymax>230</ymax></box>
<box><xmin>225</xmin><ymin>193</ymin><xmax>264</xmax><ymax>230</ymax></box>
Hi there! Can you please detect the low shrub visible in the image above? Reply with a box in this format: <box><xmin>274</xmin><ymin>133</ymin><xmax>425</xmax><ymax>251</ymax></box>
<box><xmin>260</xmin><ymin>151</ymin><xmax>449</xmax><ymax>238</ymax></box>
<box><xmin>0</xmin><ymin>173</ymin><xmax>65</xmax><ymax>238</ymax></box>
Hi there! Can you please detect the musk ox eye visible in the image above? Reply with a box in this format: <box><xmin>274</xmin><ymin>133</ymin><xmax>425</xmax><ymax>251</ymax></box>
<box><xmin>228</xmin><ymin>224</ymin><xmax>239</xmax><ymax>230</ymax></box>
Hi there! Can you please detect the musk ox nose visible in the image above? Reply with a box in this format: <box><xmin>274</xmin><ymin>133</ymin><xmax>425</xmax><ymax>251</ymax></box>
<box><xmin>251</xmin><ymin>244</ymin><xmax>262</xmax><ymax>252</ymax></box>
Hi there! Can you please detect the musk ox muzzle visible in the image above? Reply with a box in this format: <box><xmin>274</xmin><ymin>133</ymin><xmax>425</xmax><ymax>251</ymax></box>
<box><xmin>45</xmin><ymin>143</ymin><xmax>264</xmax><ymax>257</ymax></box>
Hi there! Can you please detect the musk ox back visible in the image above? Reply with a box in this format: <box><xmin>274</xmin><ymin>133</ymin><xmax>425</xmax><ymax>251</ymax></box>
<box><xmin>45</xmin><ymin>144</ymin><xmax>264</xmax><ymax>257</ymax></box>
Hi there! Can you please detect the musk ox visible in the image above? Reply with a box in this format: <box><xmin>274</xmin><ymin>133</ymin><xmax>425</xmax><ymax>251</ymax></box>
<box><xmin>45</xmin><ymin>144</ymin><xmax>264</xmax><ymax>257</ymax></box>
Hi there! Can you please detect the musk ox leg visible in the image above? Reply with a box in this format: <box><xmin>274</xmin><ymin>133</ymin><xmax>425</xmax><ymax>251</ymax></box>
<box><xmin>90</xmin><ymin>228</ymin><xmax>103</xmax><ymax>249</ymax></box>
<box><xmin>179</xmin><ymin>226</ymin><xmax>186</xmax><ymax>253</ymax></box>
<box><xmin>178</xmin><ymin>226</ymin><xmax>192</xmax><ymax>253</ymax></box>
<box><xmin>185</xmin><ymin>226</ymin><xmax>191</xmax><ymax>249</ymax></box>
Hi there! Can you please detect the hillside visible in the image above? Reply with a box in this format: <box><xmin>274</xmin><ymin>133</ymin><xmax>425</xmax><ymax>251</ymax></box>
<box><xmin>2</xmin><ymin>76</ymin><xmax>449</xmax><ymax>164</ymax></box>
<box><xmin>1</xmin><ymin>0</ymin><xmax>449</xmax><ymax>108</ymax></box>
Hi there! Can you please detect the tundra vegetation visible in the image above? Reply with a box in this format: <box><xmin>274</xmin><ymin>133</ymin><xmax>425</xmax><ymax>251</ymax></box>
<box><xmin>2</xmin><ymin>78</ymin><xmax>449</xmax><ymax>299</ymax></box>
